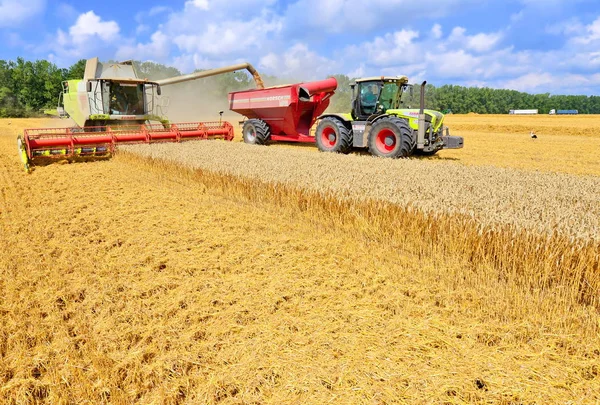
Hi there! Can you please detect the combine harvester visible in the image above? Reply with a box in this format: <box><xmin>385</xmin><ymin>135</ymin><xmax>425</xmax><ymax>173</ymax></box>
<box><xmin>17</xmin><ymin>58</ymin><xmax>264</xmax><ymax>171</ymax></box>
<box><xmin>229</xmin><ymin>76</ymin><xmax>463</xmax><ymax>157</ymax></box>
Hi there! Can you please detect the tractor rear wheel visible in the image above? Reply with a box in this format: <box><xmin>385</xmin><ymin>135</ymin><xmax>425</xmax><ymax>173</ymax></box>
<box><xmin>368</xmin><ymin>117</ymin><xmax>415</xmax><ymax>158</ymax></box>
<box><xmin>242</xmin><ymin>119</ymin><xmax>271</xmax><ymax>145</ymax></box>
<box><xmin>315</xmin><ymin>117</ymin><xmax>352</xmax><ymax>153</ymax></box>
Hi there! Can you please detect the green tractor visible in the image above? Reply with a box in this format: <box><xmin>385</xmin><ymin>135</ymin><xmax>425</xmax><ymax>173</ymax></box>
<box><xmin>315</xmin><ymin>77</ymin><xmax>463</xmax><ymax>157</ymax></box>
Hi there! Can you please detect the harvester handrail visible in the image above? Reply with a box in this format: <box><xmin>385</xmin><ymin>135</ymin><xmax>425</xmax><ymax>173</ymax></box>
<box><xmin>155</xmin><ymin>63</ymin><xmax>265</xmax><ymax>89</ymax></box>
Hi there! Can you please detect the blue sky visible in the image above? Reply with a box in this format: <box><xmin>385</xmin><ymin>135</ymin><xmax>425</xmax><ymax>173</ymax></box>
<box><xmin>1</xmin><ymin>0</ymin><xmax>600</xmax><ymax>94</ymax></box>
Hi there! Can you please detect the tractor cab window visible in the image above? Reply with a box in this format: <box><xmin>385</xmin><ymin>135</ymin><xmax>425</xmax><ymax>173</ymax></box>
<box><xmin>379</xmin><ymin>82</ymin><xmax>400</xmax><ymax>111</ymax></box>
<box><xmin>110</xmin><ymin>83</ymin><xmax>145</xmax><ymax>115</ymax></box>
<box><xmin>399</xmin><ymin>84</ymin><xmax>414</xmax><ymax>107</ymax></box>
<box><xmin>359</xmin><ymin>82</ymin><xmax>381</xmax><ymax>116</ymax></box>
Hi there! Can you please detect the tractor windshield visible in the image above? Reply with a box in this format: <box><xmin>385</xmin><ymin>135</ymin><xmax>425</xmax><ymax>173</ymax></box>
<box><xmin>358</xmin><ymin>81</ymin><xmax>403</xmax><ymax>116</ymax></box>
<box><xmin>379</xmin><ymin>82</ymin><xmax>401</xmax><ymax>111</ymax></box>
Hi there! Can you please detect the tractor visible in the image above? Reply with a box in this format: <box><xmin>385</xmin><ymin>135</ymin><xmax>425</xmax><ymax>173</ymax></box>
<box><xmin>315</xmin><ymin>77</ymin><xmax>462</xmax><ymax>158</ymax></box>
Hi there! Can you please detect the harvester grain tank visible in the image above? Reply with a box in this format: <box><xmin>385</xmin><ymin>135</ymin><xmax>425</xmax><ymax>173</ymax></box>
<box><xmin>17</xmin><ymin>58</ymin><xmax>263</xmax><ymax>171</ymax></box>
<box><xmin>229</xmin><ymin>75</ymin><xmax>463</xmax><ymax>157</ymax></box>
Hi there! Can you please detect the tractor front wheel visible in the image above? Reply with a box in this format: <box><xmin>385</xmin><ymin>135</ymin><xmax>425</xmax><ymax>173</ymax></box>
<box><xmin>242</xmin><ymin>119</ymin><xmax>271</xmax><ymax>145</ymax></box>
<box><xmin>368</xmin><ymin>117</ymin><xmax>415</xmax><ymax>158</ymax></box>
<box><xmin>315</xmin><ymin>117</ymin><xmax>352</xmax><ymax>154</ymax></box>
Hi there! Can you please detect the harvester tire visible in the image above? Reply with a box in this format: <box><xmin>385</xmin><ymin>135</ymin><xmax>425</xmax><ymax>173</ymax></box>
<box><xmin>242</xmin><ymin>119</ymin><xmax>271</xmax><ymax>145</ymax></box>
<box><xmin>368</xmin><ymin>117</ymin><xmax>415</xmax><ymax>158</ymax></box>
<box><xmin>315</xmin><ymin>117</ymin><xmax>352</xmax><ymax>154</ymax></box>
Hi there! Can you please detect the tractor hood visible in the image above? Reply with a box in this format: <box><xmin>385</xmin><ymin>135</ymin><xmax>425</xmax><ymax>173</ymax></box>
<box><xmin>387</xmin><ymin>109</ymin><xmax>445</xmax><ymax>132</ymax></box>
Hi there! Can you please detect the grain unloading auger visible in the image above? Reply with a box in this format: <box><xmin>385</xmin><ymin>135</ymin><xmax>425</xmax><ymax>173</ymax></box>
<box><xmin>17</xmin><ymin>58</ymin><xmax>264</xmax><ymax>172</ymax></box>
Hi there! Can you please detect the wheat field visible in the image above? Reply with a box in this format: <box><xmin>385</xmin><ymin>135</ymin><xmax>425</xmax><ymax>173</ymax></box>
<box><xmin>1</xmin><ymin>116</ymin><xmax>599</xmax><ymax>404</ymax></box>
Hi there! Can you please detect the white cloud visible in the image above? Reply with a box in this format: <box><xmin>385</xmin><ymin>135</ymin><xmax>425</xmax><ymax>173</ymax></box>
<box><xmin>116</xmin><ymin>31</ymin><xmax>170</xmax><ymax>62</ymax></box>
<box><xmin>173</xmin><ymin>16</ymin><xmax>282</xmax><ymax>56</ymax></box>
<box><xmin>283</xmin><ymin>0</ymin><xmax>480</xmax><ymax>34</ymax></box>
<box><xmin>431</xmin><ymin>24</ymin><xmax>443</xmax><ymax>39</ymax></box>
<box><xmin>503</xmin><ymin>72</ymin><xmax>554</xmax><ymax>92</ymax></box>
<box><xmin>186</xmin><ymin>0</ymin><xmax>209</xmax><ymax>10</ymax></box>
<box><xmin>47</xmin><ymin>11</ymin><xmax>121</xmax><ymax>60</ymax></box>
<box><xmin>148</xmin><ymin>6</ymin><xmax>171</xmax><ymax>16</ymax></box>
<box><xmin>345</xmin><ymin>29</ymin><xmax>420</xmax><ymax>67</ymax></box>
<box><xmin>259</xmin><ymin>43</ymin><xmax>340</xmax><ymax>80</ymax></box>
<box><xmin>136</xmin><ymin>24</ymin><xmax>150</xmax><ymax>35</ymax></box>
<box><xmin>0</xmin><ymin>0</ymin><xmax>45</xmax><ymax>27</ymax></box>
<box><xmin>448</xmin><ymin>26</ymin><xmax>503</xmax><ymax>52</ymax></box>
<box><xmin>571</xmin><ymin>16</ymin><xmax>600</xmax><ymax>44</ymax></box>
<box><xmin>69</xmin><ymin>11</ymin><xmax>120</xmax><ymax>45</ymax></box>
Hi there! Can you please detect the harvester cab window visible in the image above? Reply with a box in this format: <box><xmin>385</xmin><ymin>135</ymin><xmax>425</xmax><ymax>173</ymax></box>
<box><xmin>110</xmin><ymin>83</ymin><xmax>144</xmax><ymax>115</ymax></box>
<box><xmin>359</xmin><ymin>82</ymin><xmax>381</xmax><ymax>115</ymax></box>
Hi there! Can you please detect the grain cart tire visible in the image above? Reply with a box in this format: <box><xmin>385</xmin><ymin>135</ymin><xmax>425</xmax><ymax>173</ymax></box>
<box><xmin>315</xmin><ymin>117</ymin><xmax>352</xmax><ymax>153</ymax></box>
<box><xmin>368</xmin><ymin>117</ymin><xmax>415</xmax><ymax>158</ymax></box>
<box><xmin>242</xmin><ymin>119</ymin><xmax>271</xmax><ymax>145</ymax></box>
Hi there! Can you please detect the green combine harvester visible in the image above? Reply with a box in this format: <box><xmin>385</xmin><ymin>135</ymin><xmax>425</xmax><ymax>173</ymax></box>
<box><xmin>18</xmin><ymin>57</ymin><xmax>264</xmax><ymax>171</ymax></box>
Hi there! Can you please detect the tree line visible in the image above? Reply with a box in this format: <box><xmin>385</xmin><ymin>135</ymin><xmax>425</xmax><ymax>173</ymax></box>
<box><xmin>1</xmin><ymin>57</ymin><xmax>599</xmax><ymax>118</ymax></box>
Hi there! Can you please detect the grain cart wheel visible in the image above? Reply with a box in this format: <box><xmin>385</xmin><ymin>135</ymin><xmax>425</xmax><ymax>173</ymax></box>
<box><xmin>315</xmin><ymin>117</ymin><xmax>352</xmax><ymax>153</ymax></box>
<box><xmin>242</xmin><ymin>119</ymin><xmax>271</xmax><ymax>145</ymax></box>
<box><xmin>368</xmin><ymin>117</ymin><xmax>415</xmax><ymax>158</ymax></box>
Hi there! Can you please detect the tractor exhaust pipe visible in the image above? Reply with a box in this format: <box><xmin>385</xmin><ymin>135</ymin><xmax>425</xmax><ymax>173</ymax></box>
<box><xmin>417</xmin><ymin>81</ymin><xmax>426</xmax><ymax>149</ymax></box>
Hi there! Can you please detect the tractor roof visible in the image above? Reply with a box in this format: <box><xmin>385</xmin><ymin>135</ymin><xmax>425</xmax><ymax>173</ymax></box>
<box><xmin>355</xmin><ymin>76</ymin><xmax>409</xmax><ymax>84</ymax></box>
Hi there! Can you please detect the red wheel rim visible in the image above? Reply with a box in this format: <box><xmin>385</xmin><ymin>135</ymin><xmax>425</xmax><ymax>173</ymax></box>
<box><xmin>321</xmin><ymin>126</ymin><xmax>337</xmax><ymax>148</ymax></box>
<box><xmin>375</xmin><ymin>128</ymin><xmax>397</xmax><ymax>154</ymax></box>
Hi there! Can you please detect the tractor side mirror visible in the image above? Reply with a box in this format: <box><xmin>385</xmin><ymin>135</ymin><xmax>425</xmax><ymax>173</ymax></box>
<box><xmin>409</xmin><ymin>85</ymin><xmax>414</xmax><ymax>97</ymax></box>
<box><xmin>156</xmin><ymin>85</ymin><xmax>162</xmax><ymax>96</ymax></box>
<box><xmin>86</xmin><ymin>81</ymin><xmax>92</xmax><ymax>93</ymax></box>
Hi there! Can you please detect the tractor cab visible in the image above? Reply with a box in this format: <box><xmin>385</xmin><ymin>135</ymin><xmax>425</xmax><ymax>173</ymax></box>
<box><xmin>351</xmin><ymin>76</ymin><xmax>410</xmax><ymax>120</ymax></box>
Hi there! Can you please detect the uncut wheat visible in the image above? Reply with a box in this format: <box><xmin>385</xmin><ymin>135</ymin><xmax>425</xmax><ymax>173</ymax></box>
<box><xmin>121</xmin><ymin>141</ymin><xmax>600</xmax><ymax>242</ymax></box>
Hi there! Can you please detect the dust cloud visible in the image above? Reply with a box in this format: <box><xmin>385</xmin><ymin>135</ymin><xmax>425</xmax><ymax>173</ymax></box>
<box><xmin>152</xmin><ymin>71</ymin><xmax>306</xmax><ymax>124</ymax></box>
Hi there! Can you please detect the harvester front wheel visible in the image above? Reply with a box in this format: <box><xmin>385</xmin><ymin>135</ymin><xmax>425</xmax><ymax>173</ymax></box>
<box><xmin>368</xmin><ymin>117</ymin><xmax>415</xmax><ymax>158</ymax></box>
<box><xmin>242</xmin><ymin>119</ymin><xmax>271</xmax><ymax>145</ymax></box>
<box><xmin>315</xmin><ymin>117</ymin><xmax>352</xmax><ymax>154</ymax></box>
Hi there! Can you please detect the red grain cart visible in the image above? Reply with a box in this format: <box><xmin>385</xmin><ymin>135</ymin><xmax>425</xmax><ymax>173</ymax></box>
<box><xmin>228</xmin><ymin>77</ymin><xmax>337</xmax><ymax>144</ymax></box>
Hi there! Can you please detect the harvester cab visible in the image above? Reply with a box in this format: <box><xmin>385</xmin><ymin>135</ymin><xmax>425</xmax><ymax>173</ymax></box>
<box><xmin>58</xmin><ymin>58</ymin><xmax>167</xmax><ymax>128</ymax></box>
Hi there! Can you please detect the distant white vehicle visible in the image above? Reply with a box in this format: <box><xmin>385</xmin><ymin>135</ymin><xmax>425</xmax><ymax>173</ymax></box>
<box><xmin>509</xmin><ymin>109</ymin><xmax>538</xmax><ymax>115</ymax></box>
<box><xmin>549</xmin><ymin>109</ymin><xmax>578</xmax><ymax>115</ymax></box>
